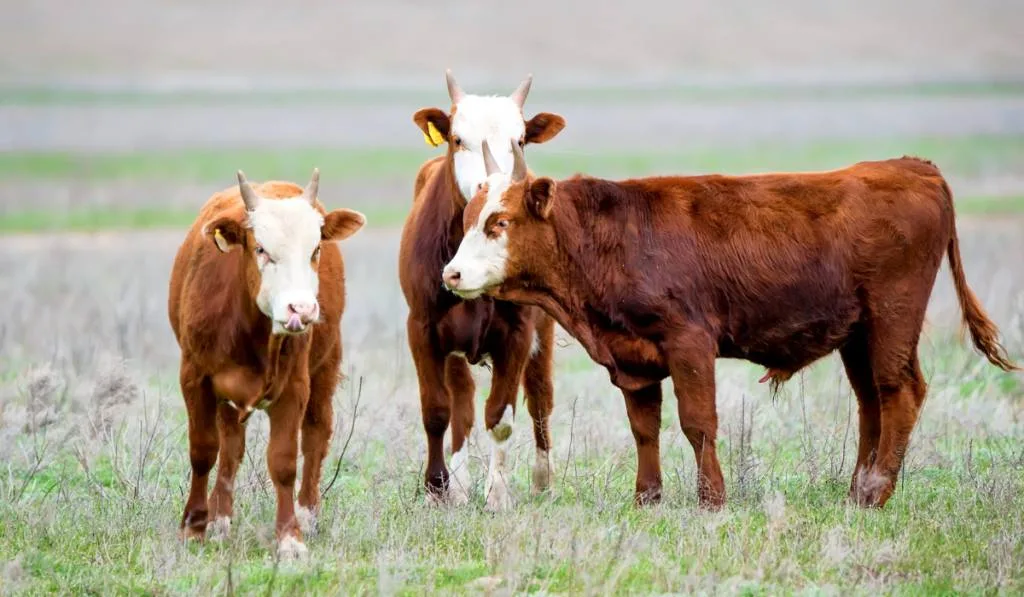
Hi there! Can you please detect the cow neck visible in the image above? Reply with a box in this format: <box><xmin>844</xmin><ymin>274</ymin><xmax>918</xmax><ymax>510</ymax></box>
<box><xmin>414</xmin><ymin>151</ymin><xmax>471</xmax><ymax>312</ymax></box>
<box><xmin>502</xmin><ymin>195</ymin><xmax>618</xmax><ymax>373</ymax></box>
<box><xmin>234</xmin><ymin>260</ymin><xmax>287</xmax><ymax>386</ymax></box>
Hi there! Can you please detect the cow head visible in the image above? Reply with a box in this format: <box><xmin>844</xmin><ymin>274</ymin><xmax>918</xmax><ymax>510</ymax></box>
<box><xmin>442</xmin><ymin>140</ymin><xmax>556</xmax><ymax>299</ymax></box>
<box><xmin>412</xmin><ymin>69</ymin><xmax>565</xmax><ymax>201</ymax></box>
<box><xmin>205</xmin><ymin>169</ymin><xmax>365</xmax><ymax>335</ymax></box>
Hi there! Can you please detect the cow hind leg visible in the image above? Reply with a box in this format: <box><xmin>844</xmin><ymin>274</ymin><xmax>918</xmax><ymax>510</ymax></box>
<box><xmin>445</xmin><ymin>354</ymin><xmax>475</xmax><ymax>506</ymax></box>
<box><xmin>853</xmin><ymin>297</ymin><xmax>930</xmax><ymax>508</ymax></box>
<box><xmin>523</xmin><ymin>317</ymin><xmax>555</xmax><ymax>495</ymax></box>
<box><xmin>207</xmin><ymin>402</ymin><xmax>247</xmax><ymax>541</ymax></box>
<box><xmin>180</xmin><ymin>365</ymin><xmax>219</xmax><ymax>541</ymax></box>
<box><xmin>839</xmin><ymin>331</ymin><xmax>882</xmax><ymax>501</ymax></box>
<box><xmin>667</xmin><ymin>339</ymin><xmax>725</xmax><ymax>509</ymax></box>
<box><xmin>296</xmin><ymin>344</ymin><xmax>341</xmax><ymax>536</ymax></box>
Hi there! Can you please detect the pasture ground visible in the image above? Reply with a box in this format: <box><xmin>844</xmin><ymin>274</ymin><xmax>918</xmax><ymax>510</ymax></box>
<box><xmin>2</xmin><ymin>3</ymin><xmax>1024</xmax><ymax>590</ymax></box>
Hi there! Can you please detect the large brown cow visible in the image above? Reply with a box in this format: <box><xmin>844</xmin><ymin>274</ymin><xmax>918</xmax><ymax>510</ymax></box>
<box><xmin>168</xmin><ymin>170</ymin><xmax>364</xmax><ymax>559</ymax></box>
<box><xmin>442</xmin><ymin>142</ymin><xmax>1018</xmax><ymax>509</ymax></box>
<box><xmin>400</xmin><ymin>70</ymin><xmax>566</xmax><ymax>510</ymax></box>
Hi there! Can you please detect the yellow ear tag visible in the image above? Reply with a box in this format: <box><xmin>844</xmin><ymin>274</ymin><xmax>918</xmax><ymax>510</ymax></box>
<box><xmin>423</xmin><ymin>121</ymin><xmax>445</xmax><ymax>147</ymax></box>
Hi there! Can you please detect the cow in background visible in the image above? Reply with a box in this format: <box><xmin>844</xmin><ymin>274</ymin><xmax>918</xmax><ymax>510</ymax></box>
<box><xmin>400</xmin><ymin>70</ymin><xmax>565</xmax><ymax>510</ymax></box>
<box><xmin>443</xmin><ymin>142</ymin><xmax>1018</xmax><ymax>509</ymax></box>
<box><xmin>168</xmin><ymin>170</ymin><xmax>364</xmax><ymax>558</ymax></box>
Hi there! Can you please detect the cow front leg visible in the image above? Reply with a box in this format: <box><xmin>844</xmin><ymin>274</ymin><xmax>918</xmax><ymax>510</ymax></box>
<box><xmin>179</xmin><ymin>361</ymin><xmax>218</xmax><ymax>541</ymax></box>
<box><xmin>483</xmin><ymin>331</ymin><xmax>533</xmax><ymax>512</ymax></box>
<box><xmin>207</xmin><ymin>402</ymin><xmax>247</xmax><ymax>540</ymax></box>
<box><xmin>296</xmin><ymin>342</ymin><xmax>341</xmax><ymax>535</ymax></box>
<box><xmin>267</xmin><ymin>378</ymin><xmax>309</xmax><ymax>561</ymax></box>
<box><xmin>407</xmin><ymin>317</ymin><xmax>453</xmax><ymax>504</ymax></box>
<box><xmin>622</xmin><ymin>383</ymin><xmax>664</xmax><ymax>505</ymax></box>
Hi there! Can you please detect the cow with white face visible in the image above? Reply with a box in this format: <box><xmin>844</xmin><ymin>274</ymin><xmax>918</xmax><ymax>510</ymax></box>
<box><xmin>413</xmin><ymin>70</ymin><xmax>565</xmax><ymax>203</ymax></box>
<box><xmin>169</xmin><ymin>168</ymin><xmax>364</xmax><ymax>560</ymax></box>
<box><xmin>210</xmin><ymin>171</ymin><xmax>353</xmax><ymax>335</ymax></box>
<box><xmin>400</xmin><ymin>70</ymin><xmax>566</xmax><ymax>511</ymax></box>
<box><xmin>442</xmin><ymin>140</ymin><xmax>525</xmax><ymax>298</ymax></box>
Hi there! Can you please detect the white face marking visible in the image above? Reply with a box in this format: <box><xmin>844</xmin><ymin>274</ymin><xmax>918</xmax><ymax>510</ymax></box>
<box><xmin>443</xmin><ymin>173</ymin><xmax>514</xmax><ymax>298</ymax></box>
<box><xmin>246</xmin><ymin>198</ymin><xmax>324</xmax><ymax>335</ymax></box>
<box><xmin>450</xmin><ymin>95</ymin><xmax>525</xmax><ymax>200</ymax></box>
<box><xmin>484</xmin><ymin>405</ymin><xmax>514</xmax><ymax>512</ymax></box>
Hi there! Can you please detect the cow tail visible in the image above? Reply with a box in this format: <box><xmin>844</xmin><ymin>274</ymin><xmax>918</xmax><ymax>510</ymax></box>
<box><xmin>943</xmin><ymin>180</ymin><xmax>1019</xmax><ymax>371</ymax></box>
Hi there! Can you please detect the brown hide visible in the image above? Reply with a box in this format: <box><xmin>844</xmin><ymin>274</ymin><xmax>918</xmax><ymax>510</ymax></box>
<box><xmin>399</xmin><ymin>129</ymin><xmax>556</xmax><ymax>499</ymax></box>
<box><xmin>168</xmin><ymin>180</ymin><xmax>346</xmax><ymax>548</ymax></box>
<box><xmin>474</xmin><ymin>156</ymin><xmax>1018</xmax><ymax>509</ymax></box>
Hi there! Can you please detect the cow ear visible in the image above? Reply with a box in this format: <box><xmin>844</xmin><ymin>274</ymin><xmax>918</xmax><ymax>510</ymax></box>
<box><xmin>526</xmin><ymin>178</ymin><xmax>555</xmax><ymax>220</ymax></box>
<box><xmin>412</xmin><ymin>108</ymin><xmax>451</xmax><ymax>146</ymax></box>
<box><xmin>524</xmin><ymin>113</ymin><xmax>566</xmax><ymax>145</ymax></box>
<box><xmin>206</xmin><ymin>217</ymin><xmax>246</xmax><ymax>253</ymax></box>
<box><xmin>322</xmin><ymin>208</ymin><xmax>366</xmax><ymax>241</ymax></box>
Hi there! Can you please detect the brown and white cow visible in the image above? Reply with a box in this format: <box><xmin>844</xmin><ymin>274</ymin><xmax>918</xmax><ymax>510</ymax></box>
<box><xmin>399</xmin><ymin>70</ymin><xmax>565</xmax><ymax>510</ymax></box>
<box><xmin>168</xmin><ymin>170</ymin><xmax>364</xmax><ymax>559</ymax></box>
<box><xmin>443</xmin><ymin>142</ymin><xmax>1018</xmax><ymax>509</ymax></box>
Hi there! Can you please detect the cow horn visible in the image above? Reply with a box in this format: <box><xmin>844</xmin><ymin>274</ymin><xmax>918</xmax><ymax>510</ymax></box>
<box><xmin>301</xmin><ymin>168</ymin><xmax>320</xmax><ymax>205</ymax></box>
<box><xmin>510</xmin><ymin>73</ymin><xmax>532</xmax><ymax>108</ymax></box>
<box><xmin>237</xmin><ymin>170</ymin><xmax>260</xmax><ymax>211</ymax></box>
<box><xmin>445</xmin><ymin>69</ymin><xmax>464</xmax><ymax>104</ymax></box>
<box><xmin>511</xmin><ymin>139</ymin><xmax>527</xmax><ymax>182</ymax></box>
<box><xmin>482</xmin><ymin>140</ymin><xmax>500</xmax><ymax>177</ymax></box>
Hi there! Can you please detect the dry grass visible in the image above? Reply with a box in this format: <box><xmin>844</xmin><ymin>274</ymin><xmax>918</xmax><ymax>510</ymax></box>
<box><xmin>0</xmin><ymin>222</ymin><xmax>1021</xmax><ymax>595</ymax></box>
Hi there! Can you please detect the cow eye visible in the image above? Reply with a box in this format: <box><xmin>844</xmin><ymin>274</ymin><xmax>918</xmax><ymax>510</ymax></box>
<box><xmin>312</xmin><ymin>246</ymin><xmax>321</xmax><ymax>260</ymax></box>
<box><xmin>518</xmin><ymin>138</ymin><xmax>525</xmax><ymax>148</ymax></box>
<box><xmin>453</xmin><ymin>136</ymin><xmax>463</xmax><ymax>147</ymax></box>
<box><xmin>255</xmin><ymin>246</ymin><xmax>265</xmax><ymax>255</ymax></box>
<box><xmin>496</xmin><ymin>219</ymin><xmax>509</xmax><ymax>229</ymax></box>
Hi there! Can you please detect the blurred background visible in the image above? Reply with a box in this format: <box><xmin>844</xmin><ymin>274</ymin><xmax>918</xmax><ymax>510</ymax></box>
<box><xmin>2</xmin><ymin>0</ymin><xmax>1023</xmax><ymax>227</ymax></box>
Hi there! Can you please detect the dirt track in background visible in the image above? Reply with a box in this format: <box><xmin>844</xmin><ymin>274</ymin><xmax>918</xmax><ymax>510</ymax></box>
<box><xmin>3</xmin><ymin>0</ymin><xmax>1022</xmax><ymax>82</ymax></box>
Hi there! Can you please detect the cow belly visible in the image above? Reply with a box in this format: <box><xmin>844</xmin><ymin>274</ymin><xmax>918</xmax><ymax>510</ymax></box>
<box><xmin>722</xmin><ymin>298</ymin><xmax>861</xmax><ymax>373</ymax></box>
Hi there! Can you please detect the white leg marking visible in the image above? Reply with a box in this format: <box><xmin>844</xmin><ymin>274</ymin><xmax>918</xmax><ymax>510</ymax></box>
<box><xmin>448</xmin><ymin>446</ymin><xmax>472</xmax><ymax>506</ymax></box>
<box><xmin>277</xmin><ymin>535</ymin><xmax>309</xmax><ymax>562</ymax></box>
<box><xmin>485</xmin><ymin>405</ymin><xmax>514</xmax><ymax>512</ymax></box>
<box><xmin>208</xmin><ymin>516</ymin><xmax>231</xmax><ymax>542</ymax></box>
<box><xmin>294</xmin><ymin>503</ymin><xmax>317</xmax><ymax>537</ymax></box>
<box><xmin>530</xmin><ymin>330</ymin><xmax>541</xmax><ymax>357</ymax></box>
<box><xmin>532</xmin><ymin>448</ymin><xmax>552</xmax><ymax>495</ymax></box>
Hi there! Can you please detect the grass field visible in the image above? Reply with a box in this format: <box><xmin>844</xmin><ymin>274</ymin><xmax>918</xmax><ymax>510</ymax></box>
<box><xmin>0</xmin><ymin>214</ymin><xmax>1021</xmax><ymax>594</ymax></box>
<box><xmin>2</xmin><ymin>82</ymin><xmax>1024</xmax><ymax>594</ymax></box>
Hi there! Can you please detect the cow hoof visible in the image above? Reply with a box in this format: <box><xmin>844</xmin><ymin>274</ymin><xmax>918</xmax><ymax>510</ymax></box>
<box><xmin>853</xmin><ymin>470</ymin><xmax>892</xmax><ymax>508</ymax></box>
<box><xmin>484</xmin><ymin>477</ymin><xmax>513</xmax><ymax>513</ymax></box>
<box><xmin>207</xmin><ymin>516</ymin><xmax>231</xmax><ymax>542</ymax></box>
<box><xmin>277</xmin><ymin>535</ymin><xmax>309</xmax><ymax>562</ymax></box>
<box><xmin>294</xmin><ymin>504</ymin><xmax>318</xmax><ymax>537</ymax></box>
<box><xmin>179</xmin><ymin>525</ymin><xmax>207</xmax><ymax>543</ymax></box>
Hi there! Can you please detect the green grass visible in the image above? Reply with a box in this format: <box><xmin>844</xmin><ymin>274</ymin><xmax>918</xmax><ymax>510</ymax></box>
<box><xmin>3</xmin><ymin>133</ymin><xmax>1023</xmax><ymax>233</ymax></box>
<box><xmin>2</xmin><ymin>80</ymin><xmax>1022</xmax><ymax>106</ymax></box>
<box><xmin>1</xmin><ymin>195</ymin><xmax>1019</xmax><ymax>234</ymax></box>
<box><xmin>1</xmin><ymin>336</ymin><xmax>1022</xmax><ymax>595</ymax></box>
<box><xmin>0</xmin><ymin>204</ymin><xmax>410</xmax><ymax>233</ymax></box>
<box><xmin>3</xmin><ymin>135</ymin><xmax>1024</xmax><ymax>185</ymax></box>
